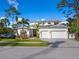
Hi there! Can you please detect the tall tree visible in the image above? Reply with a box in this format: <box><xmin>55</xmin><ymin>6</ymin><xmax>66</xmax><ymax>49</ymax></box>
<box><xmin>5</xmin><ymin>6</ymin><xmax>21</xmax><ymax>18</ymax></box>
<box><xmin>57</xmin><ymin>0</ymin><xmax>79</xmax><ymax>40</ymax></box>
<box><xmin>5</xmin><ymin>6</ymin><xmax>21</xmax><ymax>38</ymax></box>
<box><xmin>57</xmin><ymin>0</ymin><xmax>79</xmax><ymax>25</ymax></box>
<box><xmin>17</xmin><ymin>18</ymin><xmax>29</xmax><ymax>39</ymax></box>
<box><xmin>35</xmin><ymin>23</ymin><xmax>40</xmax><ymax>38</ymax></box>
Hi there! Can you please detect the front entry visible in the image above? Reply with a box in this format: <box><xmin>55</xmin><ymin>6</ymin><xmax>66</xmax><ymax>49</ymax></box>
<box><xmin>29</xmin><ymin>29</ymin><xmax>36</xmax><ymax>37</ymax></box>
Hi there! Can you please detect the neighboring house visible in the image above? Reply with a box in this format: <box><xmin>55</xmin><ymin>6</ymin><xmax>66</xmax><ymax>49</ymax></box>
<box><xmin>14</xmin><ymin>20</ymin><xmax>75</xmax><ymax>41</ymax></box>
<box><xmin>30</xmin><ymin>20</ymin><xmax>60</xmax><ymax>26</ymax></box>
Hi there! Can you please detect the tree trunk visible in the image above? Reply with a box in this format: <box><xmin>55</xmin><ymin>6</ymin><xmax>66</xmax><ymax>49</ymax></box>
<box><xmin>74</xmin><ymin>0</ymin><xmax>79</xmax><ymax>40</ymax></box>
<box><xmin>15</xmin><ymin>16</ymin><xmax>19</xmax><ymax>39</ymax></box>
<box><xmin>20</xmin><ymin>24</ymin><xmax>27</xmax><ymax>39</ymax></box>
<box><xmin>76</xmin><ymin>14</ymin><xmax>79</xmax><ymax>26</ymax></box>
<box><xmin>74</xmin><ymin>0</ymin><xmax>79</xmax><ymax>26</ymax></box>
<box><xmin>75</xmin><ymin>32</ymin><xmax>79</xmax><ymax>40</ymax></box>
<box><xmin>16</xmin><ymin>26</ymin><xmax>19</xmax><ymax>39</ymax></box>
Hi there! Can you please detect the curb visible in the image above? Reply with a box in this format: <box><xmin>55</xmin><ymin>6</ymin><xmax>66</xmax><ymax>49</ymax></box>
<box><xmin>0</xmin><ymin>42</ymin><xmax>48</xmax><ymax>44</ymax></box>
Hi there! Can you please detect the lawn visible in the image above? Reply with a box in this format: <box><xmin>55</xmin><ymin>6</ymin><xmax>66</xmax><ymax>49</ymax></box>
<box><xmin>0</xmin><ymin>38</ymin><xmax>48</xmax><ymax>46</ymax></box>
<box><xmin>0</xmin><ymin>38</ymin><xmax>47</xmax><ymax>42</ymax></box>
<box><xmin>0</xmin><ymin>43</ymin><xmax>48</xmax><ymax>46</ymax></box>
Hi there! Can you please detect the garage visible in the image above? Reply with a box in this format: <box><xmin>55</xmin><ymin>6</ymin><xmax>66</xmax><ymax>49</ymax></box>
<box><xmin>39</xmin><ymin>25</ymin><xmax>68</xmax><ymax>40</ymax></box>
<box><xmin>51</xmin><ymin>30</ymin><xmax>68</xmax><ymax>39</ymax></box>
<box><xmin>41</xmin><ymin>31</ymin><xmax>50</xmax><ymax>39</ymax></box>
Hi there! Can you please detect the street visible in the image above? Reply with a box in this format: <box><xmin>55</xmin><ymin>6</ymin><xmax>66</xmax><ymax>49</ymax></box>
<box><xmin>0</xmin><ymin>40</ymin><xmax>79</xmax><ymax>59</ymax></box>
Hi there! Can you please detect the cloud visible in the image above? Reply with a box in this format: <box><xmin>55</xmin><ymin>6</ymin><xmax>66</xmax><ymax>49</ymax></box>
<box><xmin>41</xmin><ymin>18</ymin><xmax>46</xmax><ymax>21</ymax></box>
<box><xmin>0</xmin><ymin>17</ymin><xmax>6</xmax><ymax>19</ymax></box>
<box><xmin>7</xmin><ymin>0</ymin><xmax>19</xmax><ymax>9</ymax></box>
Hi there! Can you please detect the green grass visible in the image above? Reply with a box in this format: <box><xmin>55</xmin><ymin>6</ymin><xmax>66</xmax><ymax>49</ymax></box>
<box><xmin>0</xmin><ymin>38</ymin><xmax>47</xmax><ymax>42</ymax></box>
<box><xmin>0</xmin><ymin>38</ymin><xmax>48</xmax><ymax>46</ymax></box>
<box><xmin>15</xmin><ymin>43</ymin><xmax>48</xmax><ymax>46</ymax></box>
<box><xmin>0</xmin><ymin>43</ymin><xmax>48</xmax><ymax>46</ymax></box>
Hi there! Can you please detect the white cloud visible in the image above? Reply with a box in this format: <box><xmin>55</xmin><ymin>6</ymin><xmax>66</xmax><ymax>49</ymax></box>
<box><xmin>8</xmin><ymin>0</ymin><xmax>15</xmax><ymax>4</ymax></box>
<box><xmin>41</xmin><ymin>18</ymin><xmax>46</xmax><ymax>21</ymax></box>
<box><xmin>7</xmin><ymin>0</ymin><xmax>19</xmax><ymax>9</ymax></box>
<box><xmin>0</xmin><ymin>17</ymin><xmax>6</xmax><ymax>19</ymax></box>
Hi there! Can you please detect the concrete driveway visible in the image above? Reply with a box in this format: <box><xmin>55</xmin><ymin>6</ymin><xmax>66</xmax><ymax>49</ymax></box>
<box><xmin>0</xmin><ymin>39</ymin><xmax>79</xmax><ymax>59</ymax></box>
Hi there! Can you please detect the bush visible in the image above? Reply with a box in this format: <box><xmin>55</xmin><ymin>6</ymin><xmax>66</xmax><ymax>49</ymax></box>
<box><xmin>20</xmin><ymin>30</ymin><xmax>28</xmax><ymax>39</ymax></box>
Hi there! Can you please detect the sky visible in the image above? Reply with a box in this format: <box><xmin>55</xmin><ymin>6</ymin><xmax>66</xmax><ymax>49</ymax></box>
<box><xmin>0</xmin><ymin>0</ymin><xmax>66</xmax><ymax>21</ymax></box>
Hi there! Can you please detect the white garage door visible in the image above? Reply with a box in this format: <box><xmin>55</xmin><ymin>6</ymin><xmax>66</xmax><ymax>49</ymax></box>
<box><xmin>41</xmin><ymin>31</ymin><xmax>50</xmax><ymax>39</ymax></box>
<box><xmin>51</xmin><ymin>31</ymin><xmax>67</xmax><ymax>39</ymax></box>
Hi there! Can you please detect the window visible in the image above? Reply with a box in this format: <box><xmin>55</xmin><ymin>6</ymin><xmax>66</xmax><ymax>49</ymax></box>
<box><xmin>48</xmin><ymin>22</ymin><xmax>51</xmax><ymax>24</ymax></box>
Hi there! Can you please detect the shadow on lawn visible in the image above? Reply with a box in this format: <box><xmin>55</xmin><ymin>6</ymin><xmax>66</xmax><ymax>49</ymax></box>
<box><xmin>23</xmin><ymin>41</ymin><xmax>65</xmax><ymax>59</ymax></box>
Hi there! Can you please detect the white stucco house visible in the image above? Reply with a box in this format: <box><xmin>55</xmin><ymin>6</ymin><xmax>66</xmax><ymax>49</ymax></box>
<box><xmin>14</xmin><ymin>20</ymin><xmax>75</xmax><ymax>41</ymax></box>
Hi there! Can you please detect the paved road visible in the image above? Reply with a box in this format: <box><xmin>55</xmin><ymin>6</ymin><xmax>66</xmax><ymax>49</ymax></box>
<box><xmin>0</xmin><ymin>39</ymin><xmax>79</xmax><ymax>59</ymax></box>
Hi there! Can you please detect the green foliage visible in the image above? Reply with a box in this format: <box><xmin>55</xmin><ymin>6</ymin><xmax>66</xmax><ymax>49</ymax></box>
<box><xmin>66</xmin><ymin>17</ymin><xmax>77</xmax><ymax>32</ymax></box>
<box><xmin>5</xmin><ymin>6</ymin><xmax>21</xmax><ymax>38</ymax></box>
<box><xmin>57</xmin><ymin>0</ymin><xmax>67</xmax><ymax>9</ymax></box>
<box><xmin>0</xmin><ymin>27</ymin><xmax>4</xmax><ymax>34</ymax></box>
<box><xmin>0</xmin><ymin>27</ymin><xmax>14</xmax><ymax>34</ymax></box>
<box><xmin>20</xmin><ymin>30</ymin><xmax>27</xmax><ymax>39</ymax></box>
<box><xmin>0</xmin><ymin>39</ymin><xmax>48</xmax><ymax>46</ymax></box>
<box><xmin>66</xmin><ymin>17</ymin><xmax>79</xmax><ymax>33</ymax></box>
<box><xmin>0</xmin><ymin>18</ymin><xmax>10</xmax><ymax>27</ymax></box>
<box><xmin>17</xmin><ymin>18</ymin><xmax>29</xmax><ymax>39</ymax></box>
<box><xmin>66</xmin><ymin>17</ymin><xmax>79</xmax><ymax>40</ymax></box>
<box><xmin>35</xmin><ymin>24</ymin><xmax>40</xmax><ymax>38</ymax></box>
<box><xmin>76</xmin><ymin>26</ymin><xmax>79</xmax><ymax>32</ymax></box>
<box><xmin>57</xmin><ymin>0</ymin><xmax>79</xmax><ymax>40</ymax></box>
<box><xmin>5</xmin><ymin>6</ymin><xmax>21</xmax><ymax>17</ymax></box>
<box><xmin>57</xmin><ymin>0</ymin><xmax>79</xmax><ymax>18</ymax></box>
<box><xmin>17</xmin><ymin>18</ymin><xmax>29</xmax><ymax>26</ymax></box>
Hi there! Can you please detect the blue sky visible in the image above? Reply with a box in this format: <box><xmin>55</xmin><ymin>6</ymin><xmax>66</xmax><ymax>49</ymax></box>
<box><xmin>0</xmin><ymin>0</ymin><xmax>66</xmax><ymax>21</ymax></box>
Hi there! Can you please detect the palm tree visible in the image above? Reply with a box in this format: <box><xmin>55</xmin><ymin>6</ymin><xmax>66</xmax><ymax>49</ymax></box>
<box><xmin>12</xmin><ymin>23</ymin><xmax>17</xmax><ymax>34</ymax></box>
<box><xmin>18</xmin><ymin>18</ymin><xmax>29</xmax><ymax>29</ymax></box>
<box><xmin>5</xmin><ymin>6</ymin><xmax>21</xmax><ymax>38</ymax></box>
<box><xmin>35</xmin><ymin>23</ymin><xmax>40</xmax><ymax>38</ymax></box>
<box><xmin>17</xmin><ymin>18</ymin><xmax>29</xmax><ymax>39</ymax></box>
<box><xmin>57</xmin><ymin>0</ymin><xmax>79</xmax><ymax>25</ymax></box>
<box><xmin>5</xmin><ymin>6</ymin><xmax>21</xmax><ymax>18</ymax></box>
<box><xmin>15</xmin><ymin>16</ymin><xmax>20</xmax><ymax>38</ymax></box>
<box><xmin>57</xmin><ymin>0</ymin><xmax>79</xmax><ymax>40</ymax></box>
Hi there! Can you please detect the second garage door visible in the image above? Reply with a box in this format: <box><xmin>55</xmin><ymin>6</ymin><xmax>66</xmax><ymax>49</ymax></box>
<box><xmin>51</xmin><ymin>31</ymin><xmax>68</xmax><ymax>39</ymax></box>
